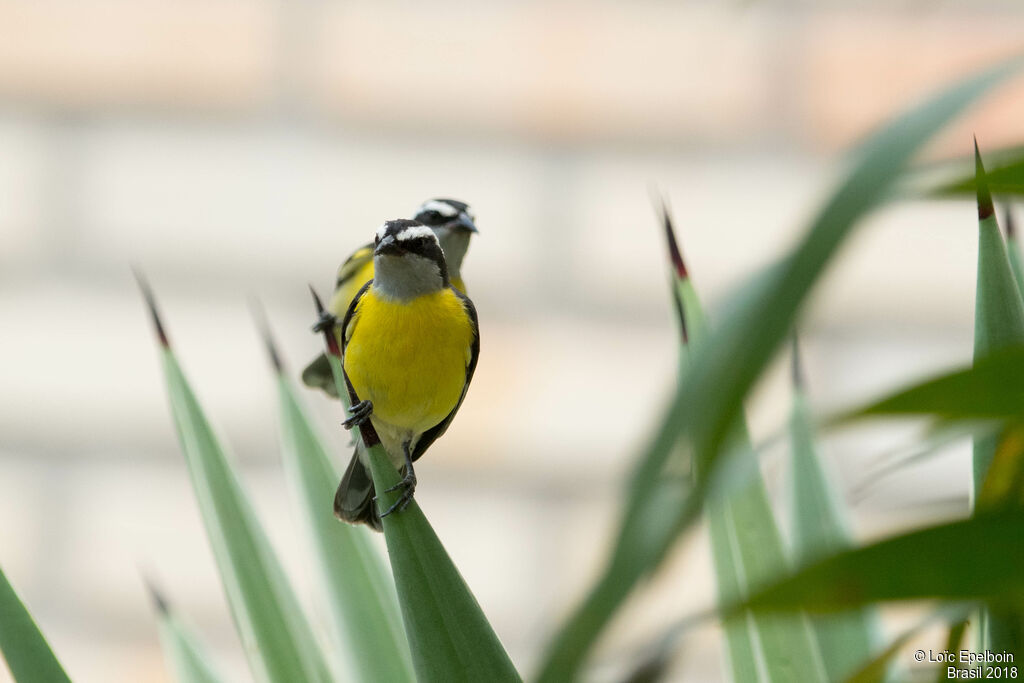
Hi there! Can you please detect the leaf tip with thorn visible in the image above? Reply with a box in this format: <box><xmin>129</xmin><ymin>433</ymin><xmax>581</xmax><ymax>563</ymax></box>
<box><xmin>141</xmin><ymin>574</ymin><xmax>170</xmax><ymax>616</ymax></box>
<box><xmin>133</xmin><ymin>268</ymin><xmax>170</xmax><ymax>348</ymax></box>
<box><xmin>975</xmin><ymin>136</ymin><xmax>995</xmax><ymax>221</ymax></box>
<box><xmin>657</xmin><ymin>197</ymin><xmax>689</xmax><ymax>281</ymax></box>
<box><xmin>655</xmin><ymin>197</ymin><xmax>690</xmax><ymax>344</ymax></box>
<box><xmin>250</xmin><ymin>298</ymin><xmax>284</xmax><ymax>375</ymax></box>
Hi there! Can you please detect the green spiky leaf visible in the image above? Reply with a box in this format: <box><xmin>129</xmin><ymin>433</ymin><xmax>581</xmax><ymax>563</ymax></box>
<box><xmin>274</xmin><ymin>365</ymin><xmax>413</xmax><ymax>682</ymax></box>
<box><xmin>0</xmin><ymin>564</ymin><xmax>71</xmax><ymax>683</ymax></box>
<box><xmin>148</xmin><ymin>583</ymin><xmax>226</xmax><ymax>683</ymax></box>
<box><xmin>1002</xmin><ymin>208</ymin><xmax>1024</xmax><ymax>297</ymax></box>
<box><xmin>843</xmin><ymin>344</ymin><xmax>1024</xmax><ymax>422</ymax></box>
<box><xmin>536</xmin><ymin>55</ymin><xmax>1024</xmax><ymax>682</ymax></box>
<box><xmin>663</xmin><ymin>212</ymin><xmax>825</xmax><ymax>683</ymax></box>
<box><xmin>925</xmin><ymin>146</ymin><xmax>1024</xmax><ymax>198</ymax></box>
<box><xmin>971</xmin><ymin>142</ymin><xmax>1024</xmax><ymax>669</ymax></box>
<box><xmin>141</xmin><ymin>280</ymin><xmax>333</xmax><ymax>683</ymax></box>
<box><xmin>936</xmin><ymin>618</ymin><xmax>969</xmax><ymax>683</ymax></box>
<box><xmin>789</xmin><ymin>358</ymin><xmax>880</xmax><ymax>681</ymax></box>
<box><xmin>842</xmin><ymin>607</ymin><xmax>969</xmax><ymax>683</ymax></box>
<box><xmin>971</xmin><ymin>143</ymin><xmax>1024</xmax><ymax>495</ymax></box>
<box><xmin>731</xmin><ymin>509</ymin><xmax>1024</xmax><ymax>614</ymax></box>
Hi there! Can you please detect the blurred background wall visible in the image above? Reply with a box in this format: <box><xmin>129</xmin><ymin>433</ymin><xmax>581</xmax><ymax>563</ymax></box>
<box><xmin>1</xmin><ymin>1</ymin><xmax>1023</xmax><ymax>680</ymax></box>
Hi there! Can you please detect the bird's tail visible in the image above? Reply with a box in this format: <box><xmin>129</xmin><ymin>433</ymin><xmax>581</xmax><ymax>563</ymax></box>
<box><xmin>334</xmin><ymin>447</ymin><xmax>382</xmax><ymax>531</ymax></box>
<box><xmin>301</xmin><ymin>352</ymin><xmax>340</xmax><ymax>398</ymax></box>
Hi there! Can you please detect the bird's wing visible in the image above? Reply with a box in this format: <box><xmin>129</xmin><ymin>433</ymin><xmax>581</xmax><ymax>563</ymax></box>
<box><xmin>338</xmin><ymin>280</ymin><xmax>385</xmax><ymax>450</ymax></box>
<box><xmin>339</xmin><ymin>279</ymin><xmax>373</xmax><ymax>394</ymax></box>
<box><xmin>301</xmin><ymin>246</ymin><xmax>373</xmax><ymax>397</ymax></box>
<box><xmin>340</xmin><ymin>280</ymin><xmax>372</xmax><ymax>352</ymax></box>
<box><xmin>411</xmin><ymin>287</ymin><xmax>480</xmax><ymax>462</ymax></box>
<box><xmin>335</xmin><ymin>243</ymin><xmax>374</xmax><ymax>290</ymax></box>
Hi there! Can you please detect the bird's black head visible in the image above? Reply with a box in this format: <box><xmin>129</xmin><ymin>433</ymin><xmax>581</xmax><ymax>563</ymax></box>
<box><xmin>414</xmin><ymin>198</ymin><xmax>477</xmax><ymax>234</ymax></box>
<box><xmin>374</xmin><ymin>219</ymin><xmax>449</xmax><ymax>285</ymax></box>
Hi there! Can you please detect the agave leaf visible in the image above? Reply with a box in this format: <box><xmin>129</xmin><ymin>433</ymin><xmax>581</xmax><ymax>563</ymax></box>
<box><xmin>536</xmin><ymin>56</ymin><xmax>1024</xmax><ymax>682</ymax></box>
<box><xmin>727</xmin><ymin>508</ymin><xmax>1024</xmax><ymax>614</ymax></box>
<box><xmin>665</xmin><ymin>211</ymin><xmax>824</xmax><ymax>682</ymax></box>
<box><xmin>782</xmin><ymin>367</ymin><xmax>822</xmax><ymax>530</ymax></box>
<box><xmin>0</xmin><ymin>564</ymin><xmax>71</xmax><ymax>683</ymax></box>
<box><xmin>970</xmin><ymin>148</ymin><xmax>1024</xmax><ymax>669</ymax></box>
<box><xmin>901</xmin><ymin>140</ymin><xmax>1024</xmax><ymax>196</ymax></box>
<box><xmin>706</xmin><ymin>505</ymin><xmax>762</xmax><ymax>683</ymax></box>
<box><xmin>841</xmin><ymin>344</ymin><xmax>1024</xmax><ymax>422</ymax></box>
<box><xmin>974</xmin><ymin>430</ymin><xmax>1024</xmax><ymax>678</ymax></box>
<box><xmin>972</xmin><ymin>148</ymin><xmax>1024</xmax><ymax>497</ymax></box>
<box><xmin>310</xmin><ymin>290</ymin><xmax>521</xmax><ymax>683</ymax></box>
<box><xmin>842</xmin><ymin>635</ymin><xmax>909</xmax><ymax>683</ymax></box>
<box><xmin>660</xmin><ymin>205</ymin><xmax>760</xmax><ymax>682</ymax></box>
<box><xmin>160</xmin><ymin>355</ymin><xmax>334</xmax><ymax>683</ymax></box>
<box><xmin>715</xmin><ymin>472</ymin><xmax>827</xmax><ymax>683</ymax></box>
<box><xmin>842</xmin><ymin>606</ymin><xmax>970</xmax><ymax>683</ymax></box>
<box><xmin>656</xmin><ymin>55</ymin><xmax>1023</xmax><ymax>506</ymax></box>
<box><xmin>147</xmin><ymin>582</ymin><xmax>226</xmax><ymax>683</ymax></box>
<box><xmin>139</xmin><ymin>279</ymin><xmax>334</xmax><ymax>683</ymax></box>
<box><xmin>362</xmin><ymin>445</ymin><xmax>521</xmax><ymax>682</ymax></box>
<box><xmin>1003</xmin><ymin>208</ymin><xmax>1024</xmax><ymax>297</ymax></box>
<box><xmin>977</xmin><ymin>425</ymin><xmax>1024</xmax><ymax>511</ymax></box>
<box><xmin>256</xmin><ymin>311</ymin><xmax>411</xmax><ymax>681</ymax></box>
<box><xmin>268</xmin><ymin>332</ymin><xmax>413</xmax><ymax>683</ymax></box>
<box><xmin>970</xmin><ymin>144</ymin><xmax>1024</xmax><ymax>386</ymax></box>
<box><xmin>789</xmin><ymin>345</ymin><xmax>880</xmax><ymax>682</ymax></box>
<box><xmin>924</xmin><ymin>146</ymin><xmax>1024</xmax><ymax>198</ymax></box>
<box><xmin>936</xmin><ymin>618</ymin><xmax>969</xmax><ymax>683</ymax></box>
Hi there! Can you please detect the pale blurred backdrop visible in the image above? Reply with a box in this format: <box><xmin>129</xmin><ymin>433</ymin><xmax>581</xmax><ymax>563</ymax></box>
<box><xmin>2</xmin><ymin>1</ymin><xmax>1024</xmax><ymax>681</ymax></box>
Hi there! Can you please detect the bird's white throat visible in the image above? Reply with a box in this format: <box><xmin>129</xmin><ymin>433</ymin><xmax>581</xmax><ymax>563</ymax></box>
<box><xmin>436</xmin><ymin>228</ymin><xmax>471</xmax><ymax>282</ymax></box>
<box><xmin>372</xmin><ymin>253</ymin><xmax>446</xmax><ymax>301</ymax></box>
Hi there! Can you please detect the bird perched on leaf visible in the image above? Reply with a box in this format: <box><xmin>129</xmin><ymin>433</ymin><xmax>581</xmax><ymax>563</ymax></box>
<box><xmin>323</xmin><ymin>219</ymin><xmax>480</xmax><ymax>529</ymax></box>
<box><xmin>302</xmin><ymin>198</ymin><xmax>477</xmax><ymax>397</ymax></box>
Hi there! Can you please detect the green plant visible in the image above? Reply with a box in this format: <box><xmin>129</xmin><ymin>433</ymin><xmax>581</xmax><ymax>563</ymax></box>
<box><xmin>2</xmin><ymin>53</ymin><xmax>1024</xmax><ymax>683</ymax></box>
<box><xmin>537</xmin><ymin>53</ymin><xmax>1024</xmax><ymax>683</ymax></box>
<box><xmin>0</xmin><ymin>565</ymin><xmax>70</xmax><ymax>683</ymax></box>
<box><xmin>146</xmin><ymin>580</ymin><xmax>226</xmax><ymax>683</ymax></box>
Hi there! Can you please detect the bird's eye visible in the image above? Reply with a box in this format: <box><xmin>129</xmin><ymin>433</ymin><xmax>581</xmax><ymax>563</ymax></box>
<box><xmin>421</xmin><ymin>210</ymin><xmax>444</xmax><ymax>223</ymax></box>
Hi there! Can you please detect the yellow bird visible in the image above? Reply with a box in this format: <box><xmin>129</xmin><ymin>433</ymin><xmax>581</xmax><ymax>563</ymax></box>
<box><xmin>328</xmin><ymin>219</ymin><xmax>480</xmax><ymax>528</ymax></box>
<box><xmin>302</xmin><ymin>198</ymin><xmax>477</xmax><ymax>397</ymax></box>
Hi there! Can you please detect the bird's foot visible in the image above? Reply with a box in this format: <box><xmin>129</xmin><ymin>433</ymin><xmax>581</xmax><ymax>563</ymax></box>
<box><xmin>311</xmin><ymin>311</ymin><xmax>338</xmax><ymax>334</ymax></box>
<box><xmin>342</xmin><ymin>400</ymin><xmax>373</xmax><ymax>429</ymax></box>
<box><xmin>379</xmin><ymin>472</ymin><xmax>417</xmax><ymax>518</ymax></box>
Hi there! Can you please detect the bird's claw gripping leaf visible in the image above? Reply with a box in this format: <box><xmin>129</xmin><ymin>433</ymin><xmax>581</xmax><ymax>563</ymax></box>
<box><xmin>343</xmin><ymin>400</ymin><xmax>373</xmax><ymax>430</ymax></box>
<box><xmin>311</xmin><ymin>311</ymin><xmax>338</xmax><ymax>334</ymax></box>
<box><xmin>380</xmin><ymin>472</ymin><xmax>417</xmax><ymax>518</ymax></box>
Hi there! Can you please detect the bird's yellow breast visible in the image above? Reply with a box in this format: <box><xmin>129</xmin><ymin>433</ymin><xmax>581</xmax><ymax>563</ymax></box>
<box><xmin>344</xmin><ymin>288</ymin><xmax>474</xmax><ymax>435</ymax></box>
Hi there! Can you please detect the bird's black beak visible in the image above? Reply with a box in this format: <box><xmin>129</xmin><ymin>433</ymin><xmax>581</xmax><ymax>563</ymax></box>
<box><xmin>374</xmin><ymin>236</ymin><xmax>403</xmax><ymax>256</ymax></box>
<box><xmin>455</xmin><ymin>213</ymin><xmax>478</xmax><ymax>234</ymax></box>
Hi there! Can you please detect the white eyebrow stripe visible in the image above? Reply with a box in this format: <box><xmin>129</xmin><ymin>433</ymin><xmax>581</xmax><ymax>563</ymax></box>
<box><xmin>395</xmin><ymin>225</ymin><xmax>436</xmax><ymax>241</ymax></box>
<box><xmin>375</xmin><ymin>223</ymin><xmax>390</xmax><ymax>241</ymax></box>
<box><xmin>419</xmin><ymin>200</ymin><xmax>458</xmax><ymax>217</ymax></box>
